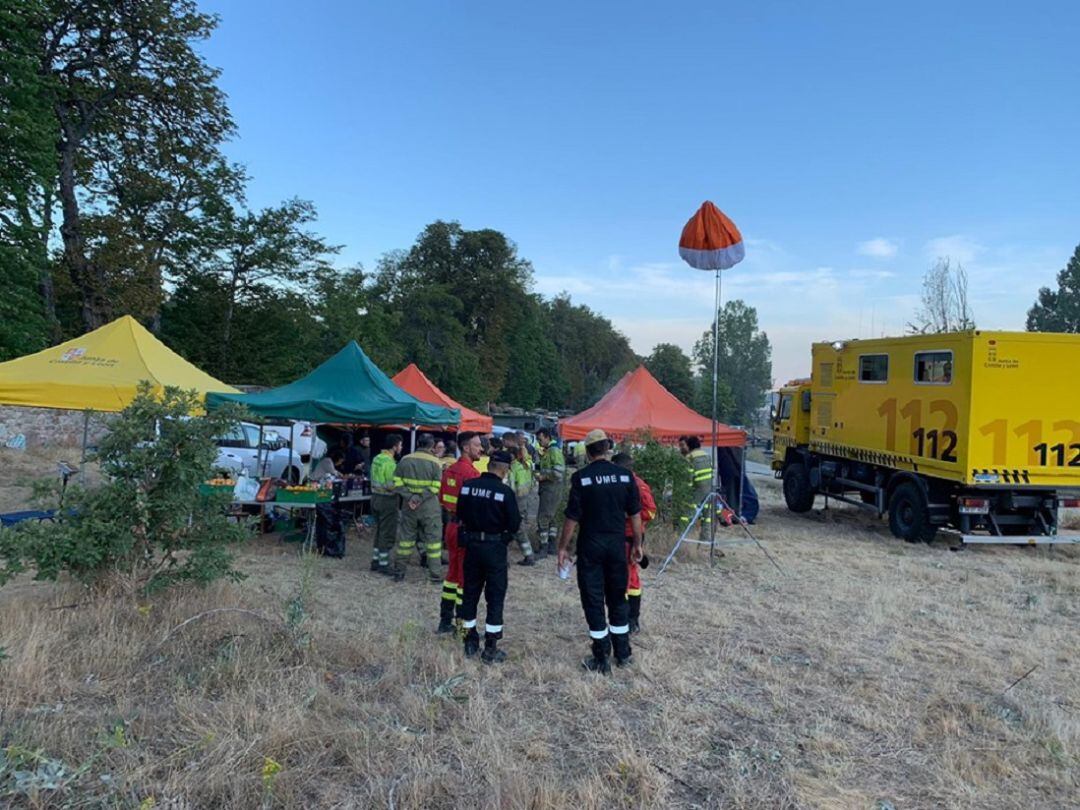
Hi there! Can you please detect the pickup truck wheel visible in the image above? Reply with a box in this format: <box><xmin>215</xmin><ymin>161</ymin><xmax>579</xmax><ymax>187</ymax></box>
<box><xmin>888</xmin><ymin>482</ymin><xmax>937</xmax><ymax>543</ymax></box>
<box><xmin>284</xmin><ymin>466</ymin><xmax>300</xmax><ymax>485</ymax></box>
<box><xmin>783</xmin><ymin>463</ymin><xmax>815</xmax><ymax>513</ymax></box>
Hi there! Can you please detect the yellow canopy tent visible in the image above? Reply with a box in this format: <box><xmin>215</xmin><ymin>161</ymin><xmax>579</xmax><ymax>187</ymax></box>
<box><xmin>0</xmin><ymin>315</ymin><xmax>238</xmax><ymax>412</ymax></box>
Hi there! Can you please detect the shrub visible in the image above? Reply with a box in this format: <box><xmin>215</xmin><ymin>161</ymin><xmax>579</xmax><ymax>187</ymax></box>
<box><xmin>628</xmin><ymin>436</ymin><xmax>693</xmax><ymax>528</ymax></box>
<box><xmin>0</xmin><ymin>383</ymin><xmax>248</xmax><ymax>592</ymax></box>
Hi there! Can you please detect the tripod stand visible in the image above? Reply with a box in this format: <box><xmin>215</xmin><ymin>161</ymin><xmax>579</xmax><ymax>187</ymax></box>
<box><xmin>658</xmin><ymin>483</ymin><xmax>784</xmax><ymax>576</ymax></box>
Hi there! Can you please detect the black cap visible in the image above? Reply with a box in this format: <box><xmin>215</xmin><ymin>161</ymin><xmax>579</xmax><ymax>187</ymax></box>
<box><xmin>489</xmin><ymin>451</ymin><xmax>513</xmax><ymax>464</ymax></box>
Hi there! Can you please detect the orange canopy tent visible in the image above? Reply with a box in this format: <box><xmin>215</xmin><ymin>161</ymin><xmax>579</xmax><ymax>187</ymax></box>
<box><xmin>559</xmin><ymin>366</ymin><xmax>744</xmax><ymax>446</ymax></box>
<box><xmin>391</xmin><ymin>363</ymin><xmax>493</xmax><ymax>433</ymax></box>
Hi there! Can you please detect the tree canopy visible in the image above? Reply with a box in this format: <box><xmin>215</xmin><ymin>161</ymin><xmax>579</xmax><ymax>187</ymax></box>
<box><xmin>0</xmin><ymin>1</ymin><xmax>659</xmax><ymax>415</ymax></box>
<box><xmin>1027</xmin><ymin>244</ymin><xmax>1080</xmax><ymax>333</ymax></box>
<box><xmin>692</xmin><ymin>300</ymin><xmax>772</xmax><ymax>425</ymax></box>
<box><xmin>645</xmin><ymin>343</ymin><xmax>694</xmax><ymax>403</ymax></box>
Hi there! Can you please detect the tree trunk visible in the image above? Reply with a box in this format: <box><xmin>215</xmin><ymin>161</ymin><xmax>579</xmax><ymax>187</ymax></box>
<box><xmin>57</xmin><ymin>127</ymin><xmax>111</xmax><ymax>331</ymax></box>
<box><xmin>37</xmin><ymin>183</ymin><xmax>59</xmax><ymax>341</ymax></box>
<box><xmin>221</xmin><ymin>272</ymin><xmax>238</xmax><ymax>379</ymax></box>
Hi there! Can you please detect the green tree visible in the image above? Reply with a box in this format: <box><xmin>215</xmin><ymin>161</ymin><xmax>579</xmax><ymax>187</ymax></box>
<box><xmin>160</xmin><ymin>272</ymin><xmax>324</xmax><ymax>387</ymax></box>
<box><xmin>693</xmin><ymin>300</ymin><xmax>772</xmax><ymax>424</ymax></box>
<box><xmin>1027</xmin><ymin>244</ymin><xmax>1080</xmax><ymax>332</ymax></box>
<box><xmin>311</xmin><ymin>265</ymin><xmax>401</xmax><ymax>372</ymax></box>
<box><xmin>545</xmin><ymin>294</ymin><xmax>637</xmax><ymax>410</ymax></box>
<box><xmin>0</xmin><ymin>384</ymin><xmax>248</xmax><ymax>592</ymax></box>
<box><xmin>393</xmin><ymin>285</ymin><xmax>484</xmax><ymax>406</ymax></box>
<box><xmin>644</xmin><ymin>343</ymin><xmax>694</xmax><ymax>403</ymax></box>
<box><xmin>36</xmin><ymin>0</ymin><xmax>235</xmax><ymax>332</ymax></box>
<box><xmin>195</xmin><ymin>197</ymin><xmax>339</xmax><ymax>379</ymax></box>
<box><xmin>0</xmin><ymin>0</ymin><xmax>55</xmax><ymax>357</ymax></box>
<box><xmin>375</xmin><ymin>221</ymin><xmax>534</xmax><ymax>400</ymax></box>
<box><xmin>500</xmin><ymin>293</ymin><xmax>563</xmax><ymax>410</ymax></box>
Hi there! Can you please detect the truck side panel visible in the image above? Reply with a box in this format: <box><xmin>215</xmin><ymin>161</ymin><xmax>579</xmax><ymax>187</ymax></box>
<box><xmin>968</xmin><ymin>332</ymin><xmax>1080</xmax><ymax>488</ymax></box>
<box><xmin>808</xmin><ymin>335</ymin><xmax>971</xmax><ymax>484</ymax></box>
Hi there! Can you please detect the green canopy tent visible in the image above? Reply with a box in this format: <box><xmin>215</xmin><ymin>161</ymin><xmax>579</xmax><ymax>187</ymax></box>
<box><xmin>206</xmin><ymin>341</ymin><xmax>459</xmax><ymax>427</ymax></box>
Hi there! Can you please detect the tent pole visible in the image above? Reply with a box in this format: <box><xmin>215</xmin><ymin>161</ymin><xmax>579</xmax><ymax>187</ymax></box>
<box><xmin>256</xmin><ymin>421</ymin><xmax>265</xmax><ymax>477</ymax></box>
<box><xmin>710</xmin><ymin>267</ymin><xmax>721</xmax><ymax>563</ymax></box>
<box><xmin>289</xmin><ymin>422</ymin><xmax>296</xmax><ymax>483</ymax></box>
<box><xmin>80</xmin><ymin>409</ymin><xmax>91</xmax><ymax>485</ymax></box>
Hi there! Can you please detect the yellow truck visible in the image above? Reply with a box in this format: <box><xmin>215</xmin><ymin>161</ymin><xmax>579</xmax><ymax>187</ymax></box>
<box><xmin>771</xmin><ymin>331</ymin><xmax>1080</xmax><ymax>544</ymax></box>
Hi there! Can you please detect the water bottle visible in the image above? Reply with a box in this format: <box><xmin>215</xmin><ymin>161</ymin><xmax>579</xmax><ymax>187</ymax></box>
<box><xmin>557</xmin><ymin>558</ymin><xmax>573</xmax><ymax>580</ymax></box>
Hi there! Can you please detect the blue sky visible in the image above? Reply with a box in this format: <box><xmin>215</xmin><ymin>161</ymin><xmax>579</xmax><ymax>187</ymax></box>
<box><xmin>200</xmin><ymin>0</ymin><xmax>1080</xmax><ymax>384</ymax></box>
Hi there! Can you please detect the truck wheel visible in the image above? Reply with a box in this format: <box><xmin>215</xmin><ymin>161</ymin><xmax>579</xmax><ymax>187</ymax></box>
<box><xmin>285</xmin><ymin>466</ymin><xmax>300</xmax><ymax>485</ymax></box>
<box><xmin>888</xmin><ymin>482</ymin><xmax>937</xmax><ymax>543</ymax></box>
<box><xmin>783</xmin><ymin>463</ymin><xmax>815</xmax><ymax>513</ymax></box>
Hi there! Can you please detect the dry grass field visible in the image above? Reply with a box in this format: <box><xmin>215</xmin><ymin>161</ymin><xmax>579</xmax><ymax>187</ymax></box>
<box><xmin>0</xmin><ymin>447</ymin><xmax>1077</xmax><ymax>808</ymax></box>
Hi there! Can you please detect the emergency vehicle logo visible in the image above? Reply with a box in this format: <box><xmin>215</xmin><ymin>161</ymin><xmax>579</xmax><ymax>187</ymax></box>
<box><xmin>60</xmin><ymin>347</ymin><xmax>86</xmax><ymax>362</ymax></box>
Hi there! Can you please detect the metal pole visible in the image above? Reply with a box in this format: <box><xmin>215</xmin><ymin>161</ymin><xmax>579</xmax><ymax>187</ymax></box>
<box><xmin>710</xmin><ymin>268</ymin><xmax>721</xmax><ymax>561</ymax></box>
<box><xmin>80</xmin><ymin>409</ymin><xmax>91</xmax><ymax>486</ymax></box>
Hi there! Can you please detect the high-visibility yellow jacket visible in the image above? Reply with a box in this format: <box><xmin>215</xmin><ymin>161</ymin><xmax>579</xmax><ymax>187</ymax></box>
<box><xmin>687</xmin><ymin>448</ymin><xmax>713</xmax><ymax>490</ymax></box>
<box><xmin>510</xmin><ymin>459</ymin><xmax>532</xmax><ymax>498</ymax></box>
<box><xmin>394</xmin><ymin>451</ymin><xmax>443</xmax><ymax>504</ymax></box>
<box><xmin>370</xmin><ymin>450</ymin><xmax>398</xmax><ymax>495</ymax></box>
<box><xmin>537</xmin><ymin>445</ymin><xmax>566</xmax><ymax>484</ymax></box>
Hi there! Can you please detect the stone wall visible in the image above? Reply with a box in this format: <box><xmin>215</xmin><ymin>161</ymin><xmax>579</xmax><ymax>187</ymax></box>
<box><xmin>0</xmin><ymin>405</ymin><xmax>111</xmax><ymax>449</ymax></box>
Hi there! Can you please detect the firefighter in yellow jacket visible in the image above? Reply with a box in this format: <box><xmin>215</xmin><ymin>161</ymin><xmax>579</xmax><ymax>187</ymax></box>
<box><xmin>680</xmin><ymin>435</ymin><xmax>713</xmax><ymax>540</ymax></box>
<box><xmin>393</xmin><ymin>434</ymin><xmax>445</xmax><ymax>582</ymax></box>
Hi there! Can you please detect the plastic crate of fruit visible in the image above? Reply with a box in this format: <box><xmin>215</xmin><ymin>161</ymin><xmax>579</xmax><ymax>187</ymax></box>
<box><xmin>199</xmin><ymin>480</ymin><xmax>236</xmax><ymax>497</ymax></box>
<box><xmin>275</xmin><ymin>486</ymin><xmax>332</xmax><ymax>504</ymax></box>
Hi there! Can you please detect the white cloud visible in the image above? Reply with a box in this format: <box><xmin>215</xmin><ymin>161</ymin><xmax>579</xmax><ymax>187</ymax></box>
<box><xmin>857</xmin><ymin>238</ymin><xmax>899</xmax><ymax>259</ymax></box>
<box><xmin>848</xmin><ymin>268</ymin><xmax>896</xmax><ymax>280</ymax></box>
<box><xmin>924</xmin><ymin>234</ymin><xmax>982</xmax><ymax>265</ymax></box>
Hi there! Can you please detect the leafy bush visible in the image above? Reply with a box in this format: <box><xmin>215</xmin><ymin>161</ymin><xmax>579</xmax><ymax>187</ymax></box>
<box><xmin>628</xmin><ymin>437</ymin><xmax>693</xmax><ymax>528</ymax></box>
<box><xmin>0</xmin><ymin>384</ymin><xmax>248</xmax><ymax>592</ymax></box>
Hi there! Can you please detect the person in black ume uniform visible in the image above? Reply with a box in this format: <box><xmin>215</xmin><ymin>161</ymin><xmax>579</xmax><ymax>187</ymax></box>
<box><xmin>456</xmin><ymin>451</ymin><xmax>521</xmax><ymax>664</ymax></box>
<box><xmin>557</xmin><ymin>429</ymin><xmax>643</xmax><ymax>674</ymax></box>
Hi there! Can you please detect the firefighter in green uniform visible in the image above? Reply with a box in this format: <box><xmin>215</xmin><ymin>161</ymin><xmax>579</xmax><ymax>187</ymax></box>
<box><xmin>369</xmin><ymin>433</ymin><xmax>402</xmax><ymax>575</ymax></box>
<box><xmin>393</xmin><ymin>434</ymin><xmax>445</xmax><ymax>582</ymax></box>
<box><xmin>534</xmin><ymin>428</ymin><xmax>565</xmax><ymax>557</ymax></box>
<box><xmin>680</xmin><ymin>435</ymin><xmax>713</xmax><ymax>540</ymax></box>
<box><xmin>502</xmin><ymin>433</ymin><xmax>537</xmax><ymax>565</ymax></box>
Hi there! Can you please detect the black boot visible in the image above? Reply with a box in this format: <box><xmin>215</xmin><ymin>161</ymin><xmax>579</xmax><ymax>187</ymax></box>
<box><xmin>391</xmin><ymin>566</ymin><xmax>406</xmax><ymax>583</ymax></box>
<box><xmin>628</xmin><ymin>594</ymin><xmax>642</xmax><ymax>634</ymax></box>
<box><xmin>436</xmin><ymin>599</ymin><xmax>455</xmax><ymax>634</ymax></box>
<box><xmin>612</xmin><ymin>632</ymin><xmax>633</xmax><ymax>667</ymax></box>
<box><xmin>480</xmin><ymin>635</ymin><xmax>506</xmax><ymax>664</ymax></box>
<box><xmin>581</xmin><ymin>637</ymin><xmax>611</xmax><ymax>674</ymax></box>
<box><xmin>463</xmin><ymin>628</ymin><xmax>480</xmax><ymax>658</ymax></box>
<box><xmin>370</xmin><ymin>559</ymin><xmax>380</xmax><ymax>572</ymax></box>
<box><xmin>545</xmin><ymin>538</ymin><xmax>557</xmax><ymax>557</ymax></box>
<box><xmin>517</xmin><ymin>554</ymin><xmax>536</xmax><ymax>567</ymax></box>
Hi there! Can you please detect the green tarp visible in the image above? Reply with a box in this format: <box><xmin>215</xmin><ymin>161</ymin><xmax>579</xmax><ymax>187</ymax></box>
<box><xmin>206</xmin><ymin>341</ymin><xmax>460</xmax><ymax>425</ymax></box>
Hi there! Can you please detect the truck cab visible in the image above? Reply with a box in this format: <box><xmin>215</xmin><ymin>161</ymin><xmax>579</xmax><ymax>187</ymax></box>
<box><xmin>771</xmin><ymin>379</ymin><xmax>811</xmax><ymax>473</ymax></box>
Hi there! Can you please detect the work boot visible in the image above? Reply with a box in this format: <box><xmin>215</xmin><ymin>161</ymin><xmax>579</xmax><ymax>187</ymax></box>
<box><xmin>612</xmin><ymin>633</ymin><xmax>633</xmax><ymax>668</ymax></box>
<box><xmin>369</xmin><ymin>559</ymin><xmax>380</xmax><ymax>572</ymax></box>
<box><xmin>628</xmin><ymin>617</ymin><xmax>640</xmax><ymax>634</ymax></box>
<box><xmin>480</xmin><ymin>635</ymin><xmax>506</xmax><ymax>664</ymax></box>
<box><xmin>437</xmin><ymin>600</ymin><xmax>455</xmax><ymax>634</ymax></box>
<box><xmin>517</xmin><ymin>554</ymin><xmax>536</xmax><ymax>567</ymax></box>
<box><xmin>581</xmin><ymin>637</ymin><xmax>612</xmax><ymax>674</ymax></box>
<box><xmin>463</xmin><ymin>628</ymin><xmax>480</xmax><ymax>658</ymax></box>
<box><xmin>391</xmin><ymin>566</ymin><xmax>406</xmax><ymax>583</ymax></box>
<box><xmin>533</xmin><ymin>543</ymin><xmax>548</xmax><ymax>560</ymax></box>
<box><xmin>545</xmin><ymin>538</ymin><xmax>557</xmax><ymax>557</ymax></box>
